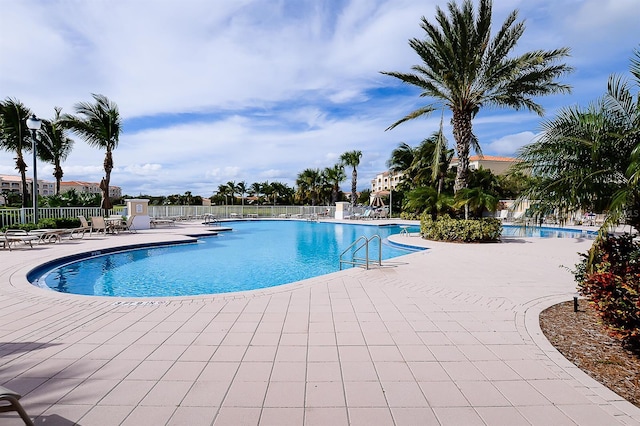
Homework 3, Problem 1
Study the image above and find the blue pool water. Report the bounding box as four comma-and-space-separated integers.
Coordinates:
33, 221, 423, 298
502, 225, 597, 239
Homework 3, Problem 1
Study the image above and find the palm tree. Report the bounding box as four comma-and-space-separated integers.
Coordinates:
62, 94, 121, 210
250, 182, 263, 202
236, 181, 247, 211
225, 181, 237, 205
340, 150, 362, 207
296, 168, 323, 205
39, 107, 74, 195
515, 98, 638, 224
454, 187, 499, 218
599, 47, 640, 232
382, 0, 572, 193
216, 183, 231, 205
0, 98, 33, 207
387, 142, 416, 192
323, 164, 346, 205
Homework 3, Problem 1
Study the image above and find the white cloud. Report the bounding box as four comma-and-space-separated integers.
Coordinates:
484, 132, 539, 156
1, 0, 638, 196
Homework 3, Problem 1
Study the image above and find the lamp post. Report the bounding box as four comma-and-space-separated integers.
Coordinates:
26, 114, 42, 224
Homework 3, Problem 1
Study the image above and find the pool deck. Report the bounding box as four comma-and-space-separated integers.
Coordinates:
1, 219, 639, 425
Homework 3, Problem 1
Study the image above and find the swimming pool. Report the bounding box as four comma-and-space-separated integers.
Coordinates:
31, 221, 423, 298
502, 224, 597, 239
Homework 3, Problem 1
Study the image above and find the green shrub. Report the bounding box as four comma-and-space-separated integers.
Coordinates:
420, 213, 502, 242
0, 217, 81, 233
400, 211, 421, 220
575, 234, 640, 349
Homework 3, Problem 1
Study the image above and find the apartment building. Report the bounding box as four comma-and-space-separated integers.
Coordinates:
0, 174, 55, 197
370, 171, 404, 193
449, 155, 518, 175
60, 181, 122, 199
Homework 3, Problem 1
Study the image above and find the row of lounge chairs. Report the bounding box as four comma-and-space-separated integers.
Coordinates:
349, 208, 389, 220
1, 215, 135, 251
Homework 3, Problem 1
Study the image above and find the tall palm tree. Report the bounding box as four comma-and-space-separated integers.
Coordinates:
382, 0, 572, 193
62, 94, 121, 210
0, 98, 33, 207
340, 150, 362, 207
39, 107, 74, 195
324, 164, 346, 205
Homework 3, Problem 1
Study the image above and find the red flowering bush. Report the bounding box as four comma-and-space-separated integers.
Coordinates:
575, 234, 640, 349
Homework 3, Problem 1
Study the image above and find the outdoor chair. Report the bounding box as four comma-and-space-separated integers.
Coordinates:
2, 230, 41, 251
112, 215, 136, 233
90, 216, 109, 234
77, 215, 94, 236
0, 385, 34, 425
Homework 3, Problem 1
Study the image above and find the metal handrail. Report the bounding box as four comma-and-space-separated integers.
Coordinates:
339, 234, 382, 270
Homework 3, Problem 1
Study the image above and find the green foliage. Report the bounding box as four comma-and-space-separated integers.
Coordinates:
420, 213, 502, 242
400, 211, 420, 220
1, 217, 81, 233
575, 234, 640, 349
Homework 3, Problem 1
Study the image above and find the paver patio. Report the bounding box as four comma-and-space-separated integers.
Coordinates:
1, 220, 639, 425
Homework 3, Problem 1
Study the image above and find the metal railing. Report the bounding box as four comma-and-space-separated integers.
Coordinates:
339, 234, 382, 270
0, 205, 338, 228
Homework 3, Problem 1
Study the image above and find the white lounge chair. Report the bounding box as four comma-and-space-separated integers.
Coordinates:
2, 230, 41, 251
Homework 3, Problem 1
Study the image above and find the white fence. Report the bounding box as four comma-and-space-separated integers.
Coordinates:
0, 205, 347, 228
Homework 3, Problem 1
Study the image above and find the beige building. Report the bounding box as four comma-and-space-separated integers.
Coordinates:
370, 171, 404, 193
449, 155, 518, 175
60, 181, 122, 199
0, 174, 55, 197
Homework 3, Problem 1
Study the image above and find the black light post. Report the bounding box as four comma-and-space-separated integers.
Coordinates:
26, 114, 42, 224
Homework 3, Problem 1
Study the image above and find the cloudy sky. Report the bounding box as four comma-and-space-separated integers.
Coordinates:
1, 0, 638, 197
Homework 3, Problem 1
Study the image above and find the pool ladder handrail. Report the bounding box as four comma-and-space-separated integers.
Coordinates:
339, 235, 382, 270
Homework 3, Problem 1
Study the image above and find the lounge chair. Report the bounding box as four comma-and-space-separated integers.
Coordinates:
2, 230, 41, 251
0, 385, 34, 425
29, 229, 67, 243
78, 215, 93, 236
90, 216, 109, 234
112, 215, 136, 233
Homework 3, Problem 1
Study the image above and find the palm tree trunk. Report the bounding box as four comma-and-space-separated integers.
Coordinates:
101, 150, 114, 211
452, 109, 473, 193
54, 163, 63, 195
351, 169, 357, 207
16, 155, 28, 207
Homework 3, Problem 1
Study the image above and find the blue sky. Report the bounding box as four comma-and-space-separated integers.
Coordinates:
1, 0, 639, 197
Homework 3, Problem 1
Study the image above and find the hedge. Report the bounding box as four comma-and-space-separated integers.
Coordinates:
420, 213, 502, 242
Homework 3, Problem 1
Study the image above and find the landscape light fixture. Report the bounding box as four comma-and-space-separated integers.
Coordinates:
26, 114, 42, 224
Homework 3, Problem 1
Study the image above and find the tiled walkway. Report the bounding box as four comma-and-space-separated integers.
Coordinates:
1, 220, 639, 425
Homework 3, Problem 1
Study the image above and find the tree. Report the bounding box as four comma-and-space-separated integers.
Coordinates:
605, 47, 640, 232
382, 0, 571, 193
296, 168, 323, 205
236, 181, 247, 208
514, 67, 639, 229
323, 164, 346, 205
216, 183, 232, 205
39, 107, 74, 195
340, 150, 362, 207
62, 94, 121, 211
0, 98, 33, 207
225, 181, 236, 205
